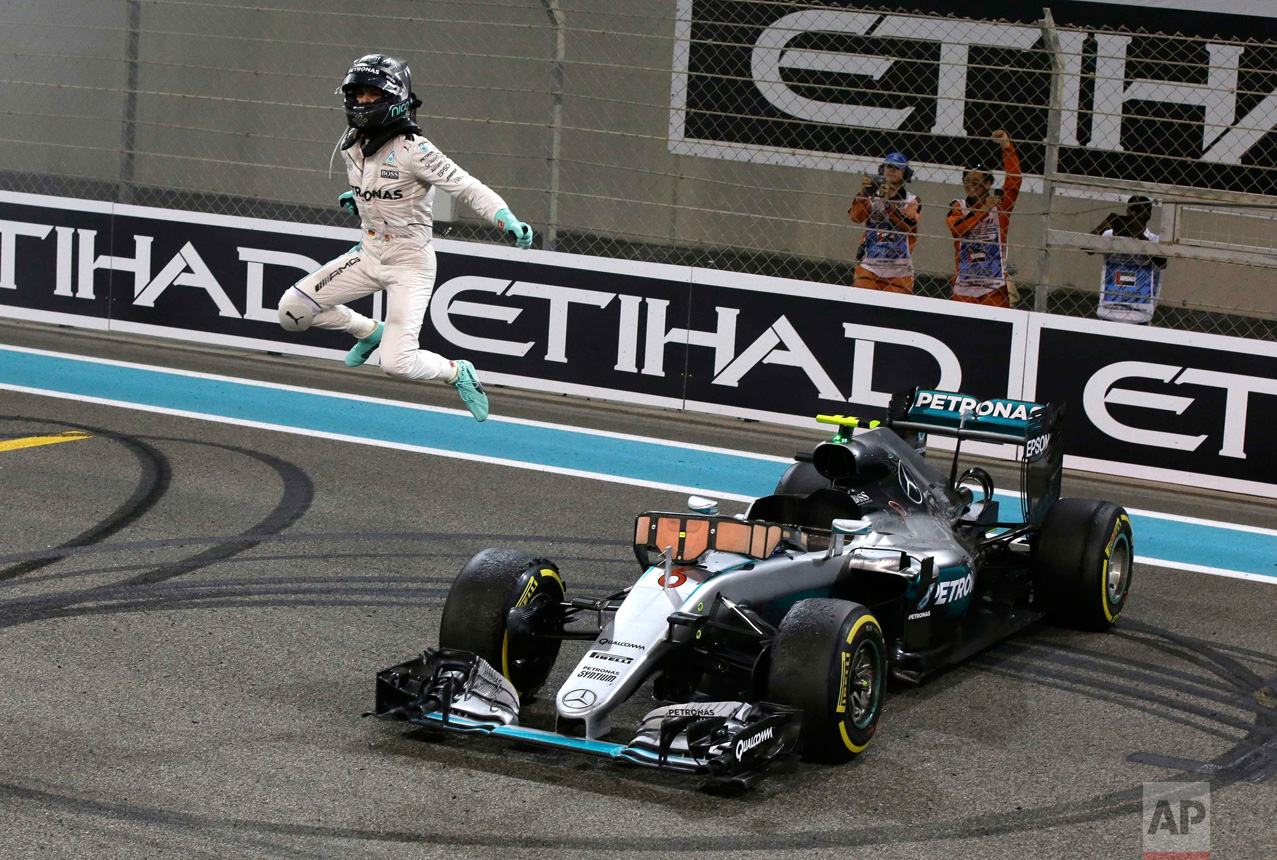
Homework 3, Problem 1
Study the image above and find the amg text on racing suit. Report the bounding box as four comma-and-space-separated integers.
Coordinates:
277, 54, 534, 422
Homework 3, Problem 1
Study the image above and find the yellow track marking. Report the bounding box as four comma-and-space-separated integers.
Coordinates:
0, 431, 92, 453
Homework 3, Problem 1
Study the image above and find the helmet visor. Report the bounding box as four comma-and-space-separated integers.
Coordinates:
338, 65, 404, 97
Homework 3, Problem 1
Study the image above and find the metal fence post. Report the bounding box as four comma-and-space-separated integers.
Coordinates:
1036, 8, 1064, 314
119, 0, 141, 205
541, 1, 565, 252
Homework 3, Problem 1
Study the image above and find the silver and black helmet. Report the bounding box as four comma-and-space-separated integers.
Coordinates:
337, 54, 415, 132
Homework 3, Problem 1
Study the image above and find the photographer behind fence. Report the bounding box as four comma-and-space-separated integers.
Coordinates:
946, 130, 1021, 308
847, 152, 921, 294
1089, 196, 1167, 325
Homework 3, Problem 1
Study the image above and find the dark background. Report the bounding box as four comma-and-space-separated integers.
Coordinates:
1033, 327, 1277, 487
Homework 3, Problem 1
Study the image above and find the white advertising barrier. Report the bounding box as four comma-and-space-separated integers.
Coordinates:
0, 190, 1274, 498
1025, 315, 1277, 498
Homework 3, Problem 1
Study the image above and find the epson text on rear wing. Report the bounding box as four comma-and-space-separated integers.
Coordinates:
886, 389, 1064, 523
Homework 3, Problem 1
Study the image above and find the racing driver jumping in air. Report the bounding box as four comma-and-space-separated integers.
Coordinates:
276, 54, 535, 421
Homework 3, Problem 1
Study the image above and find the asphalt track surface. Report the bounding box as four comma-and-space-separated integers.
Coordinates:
1, 320, 1274, 860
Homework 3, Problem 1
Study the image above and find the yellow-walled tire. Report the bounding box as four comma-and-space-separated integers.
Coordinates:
439, 548, 565, 697
767, 598, 886, 763
1034, 499, 1133, 631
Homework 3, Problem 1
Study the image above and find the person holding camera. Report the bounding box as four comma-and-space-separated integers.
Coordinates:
848, 152, 921, 294
946, 130, 1020, 307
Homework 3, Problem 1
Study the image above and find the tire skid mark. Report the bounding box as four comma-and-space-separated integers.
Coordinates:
0, 428, 313, 626
0, 581, 451, 620
1014, 636, 1245, 693
0, 577, 626, 629
0, 777, 1225, 851
1, 412, 1270, 848
973, 623, 1277, 784
974, 656, 1275, 744
996, 641, 1273, 716
1116, 622, 1264, 691
0, 417, 171, 582
12, 597, 446, 626
118, 436, 315, 587
0, 532, 628, 569
0, 549, 632, 590
3, 603, 1274, 846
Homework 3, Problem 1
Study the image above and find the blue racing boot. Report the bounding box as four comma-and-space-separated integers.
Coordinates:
450, 359, 489, 422
344, 322, 384, 367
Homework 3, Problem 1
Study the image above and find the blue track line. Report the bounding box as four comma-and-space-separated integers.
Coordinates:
2, 347, 1273, 581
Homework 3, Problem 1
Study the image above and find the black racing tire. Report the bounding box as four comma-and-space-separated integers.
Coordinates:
1033, 499, 1134, 631
767, 598, 886, 763
438, 548, 565, 696
774, 460, 831, 496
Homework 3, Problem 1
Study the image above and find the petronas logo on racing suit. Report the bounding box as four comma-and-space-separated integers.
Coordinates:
352, 186, 404, 201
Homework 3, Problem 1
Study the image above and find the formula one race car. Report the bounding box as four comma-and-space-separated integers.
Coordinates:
370, 388, 1134, 787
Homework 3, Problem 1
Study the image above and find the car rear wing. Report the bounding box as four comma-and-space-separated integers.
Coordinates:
886, 389, 1052, 444
886, 389, 1064, 523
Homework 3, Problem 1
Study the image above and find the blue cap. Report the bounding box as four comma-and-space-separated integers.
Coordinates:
883, 152, 908, 167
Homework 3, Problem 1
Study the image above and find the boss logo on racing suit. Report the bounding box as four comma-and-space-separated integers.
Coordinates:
598, 638, 645, 651
587, 650, 633, 665
935, 573, 973, 605
734, 725, 774, 760
1025, 432, 1052, 461
350, 185, 404, 201
380, 169, 399, 179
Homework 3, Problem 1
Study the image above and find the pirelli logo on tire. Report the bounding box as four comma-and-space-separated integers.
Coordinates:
837, 650, 851, 715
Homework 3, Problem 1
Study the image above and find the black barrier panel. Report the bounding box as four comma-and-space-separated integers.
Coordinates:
680, 281, 1018, 420
427, 253, 693, 402
4, 193, 1275, 497
0, 200, 115, 321
103, 211, 369, 350
677, 1, 1277, 195
1033, 326, 1277, 488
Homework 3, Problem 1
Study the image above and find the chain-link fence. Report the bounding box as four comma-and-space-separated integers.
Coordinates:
2, 0, 1275, 338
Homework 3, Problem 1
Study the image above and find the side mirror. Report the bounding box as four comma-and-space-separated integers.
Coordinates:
831, 518, 873, 535
827, 517, 873, 558
687, 495, 719, 516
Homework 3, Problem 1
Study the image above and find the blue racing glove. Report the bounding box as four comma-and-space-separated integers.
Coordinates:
494, 207, 534, 250
338, 191, 359, 219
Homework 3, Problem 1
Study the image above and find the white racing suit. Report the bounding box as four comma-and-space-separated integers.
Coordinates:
280, 134, 509, 380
